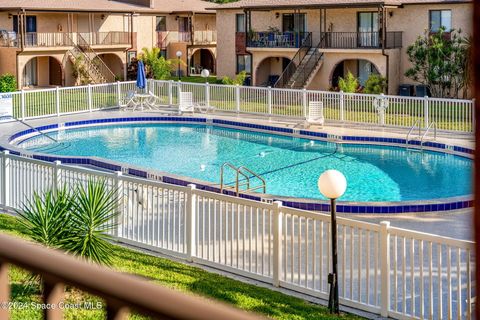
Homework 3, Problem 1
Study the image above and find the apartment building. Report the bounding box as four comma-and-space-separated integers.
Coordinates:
212, 0, 472, 95
0, 0, 216, 88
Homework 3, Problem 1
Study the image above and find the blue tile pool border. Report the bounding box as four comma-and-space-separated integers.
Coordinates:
3, 116, 474, 214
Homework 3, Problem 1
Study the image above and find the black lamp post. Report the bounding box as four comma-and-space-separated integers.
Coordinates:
318, 170, 347, 314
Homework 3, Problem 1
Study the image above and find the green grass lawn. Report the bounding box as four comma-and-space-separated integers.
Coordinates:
0, 214, 361, 320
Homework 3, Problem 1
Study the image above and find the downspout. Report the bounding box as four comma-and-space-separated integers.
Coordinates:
129, 12, 134, 51
380, 5, 390, 94
244, 9, 253, 84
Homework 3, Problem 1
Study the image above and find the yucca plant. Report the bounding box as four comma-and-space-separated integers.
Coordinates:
62, 180, 119, 265
17, 180, 119, 265
16, 188, 73, 248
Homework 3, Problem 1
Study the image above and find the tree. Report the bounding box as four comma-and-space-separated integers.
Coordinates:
405, 28, 471, 98
139, 47, 172, 80
0, 73, 17, 92
338, 71, 358, 93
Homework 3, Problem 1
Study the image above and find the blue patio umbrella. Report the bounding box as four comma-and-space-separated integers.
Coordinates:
136, 60, 147, 91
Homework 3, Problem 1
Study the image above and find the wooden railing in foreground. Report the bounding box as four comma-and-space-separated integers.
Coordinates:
0, 233, 263, 320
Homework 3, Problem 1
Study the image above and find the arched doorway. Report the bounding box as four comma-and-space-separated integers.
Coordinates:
255, 57, 292, 86
22, 56, 63, 88
190, 49, 215, 75
97, 53, 124, 81
331, 59, 380, 89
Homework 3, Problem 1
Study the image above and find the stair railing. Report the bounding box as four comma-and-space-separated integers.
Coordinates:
76, 33, 116, 83
273, 33, 312, 88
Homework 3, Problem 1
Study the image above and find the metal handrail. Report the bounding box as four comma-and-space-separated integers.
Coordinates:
220, 162, 266, 196
238, 166, 266, 194
406, 119, 422, 146
288, 35, 325, 89
14, 117, 58, 143
420, 121, 437, 148
274, 33, 312, 88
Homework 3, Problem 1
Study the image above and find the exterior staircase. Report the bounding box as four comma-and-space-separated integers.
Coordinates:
274, 35, 324, 89
66, 33, 116, 84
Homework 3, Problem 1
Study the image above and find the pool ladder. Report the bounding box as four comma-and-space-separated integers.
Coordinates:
220, 162, 266, 196
406, 120, 437, 150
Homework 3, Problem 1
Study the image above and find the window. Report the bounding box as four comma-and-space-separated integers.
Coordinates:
236, 54, 251, 73
159, 49, 167, 58
156, 16, 166, 32
12, 15, 37, 33
236, 14, 245, 32
429, 10, 451, 32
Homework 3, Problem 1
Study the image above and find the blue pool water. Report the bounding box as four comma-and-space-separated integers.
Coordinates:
22, 123, 472, 202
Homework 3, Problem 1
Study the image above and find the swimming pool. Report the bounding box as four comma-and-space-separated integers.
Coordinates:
19, 122, 472, 202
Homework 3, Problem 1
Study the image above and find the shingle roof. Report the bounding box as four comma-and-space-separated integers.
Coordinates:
209, 0, 471, 10
0, 0, 214, 13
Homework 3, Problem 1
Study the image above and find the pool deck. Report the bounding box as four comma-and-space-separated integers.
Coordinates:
0, 109, 475, 150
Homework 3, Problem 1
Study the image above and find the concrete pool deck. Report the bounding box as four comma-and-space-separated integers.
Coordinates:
0, 109, 474, 236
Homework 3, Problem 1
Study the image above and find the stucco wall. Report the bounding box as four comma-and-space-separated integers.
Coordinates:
0, 48, 18, 85
216, 10, 238, 79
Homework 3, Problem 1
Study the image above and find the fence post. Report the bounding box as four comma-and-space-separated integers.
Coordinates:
55, 86, 60, 116
87, 84, 93, 112
205, 82, 210, 109
424, 96, 429, 128
267, 86, 272, 116
380, 221, 391, 317
472, 98, 476, 134
302, 88, 308, 119
339, 90, 345, 121
53, 160, 62, 192
379, 93, 386, 126
168, 80, 173, 106
177, 81, 182, 107
114, 171, 123, 239
186, 184, 197, 262
21, 89, 25, 120
1, 151, 10, 208
272, 201, 283, 287
235, 84, 241, 114
116, 81, 121, 106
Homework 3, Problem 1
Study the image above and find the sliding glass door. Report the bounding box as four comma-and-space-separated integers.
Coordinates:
357, 12, 378, 47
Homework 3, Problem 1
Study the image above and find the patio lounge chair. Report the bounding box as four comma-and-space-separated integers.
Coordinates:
305, 101, 324, 128
178, 92, 195, 114
119, 91, 138, 109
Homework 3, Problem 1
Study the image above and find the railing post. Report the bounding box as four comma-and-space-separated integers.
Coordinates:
267, 86, 272, 116
1, 151, 10, 208
380, 221, 391, 317
53, 160, 62, 193
379, 93, 386, 126
0, 261, 10, 320
55, 86, 60, 116
87, 84, 93, 112
42, 278, 65, 320
205, 82, 210, 109
21, 89, 25, 120
168, 80, 174, 106
116, 81, 121, 106
186, 184, 197, 262
114, 171, 123, 239
235, 84, 241, 114
339, 90, 345, 121
302, 88, 308, 119
272, 201, 283, 287
424, 95, 429, 129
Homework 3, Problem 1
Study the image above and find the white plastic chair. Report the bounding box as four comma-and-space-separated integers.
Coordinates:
305, 101, 325, 128
119, 91, 137, 109
179, 92, 195, 114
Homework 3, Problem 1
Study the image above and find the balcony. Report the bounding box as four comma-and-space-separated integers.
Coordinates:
0, 31, 132, 49
320, 32, 403, 49
157, 31, 216, 48
192, 30, 217, 45
247, 31, 311, 49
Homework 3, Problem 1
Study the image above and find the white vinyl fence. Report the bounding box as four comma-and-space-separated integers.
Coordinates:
0, 151, 475, 319
5, 80, 475, 133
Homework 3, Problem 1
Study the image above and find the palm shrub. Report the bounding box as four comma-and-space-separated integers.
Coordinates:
17, 188, 74, 248
139, 47, 172, 80
222, 71, 248, 85
338, 71, 359, 93
0, 73, 17, 92
16, 180, 119, 265
364, 74, 387, 94
63, 180, 119, 265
